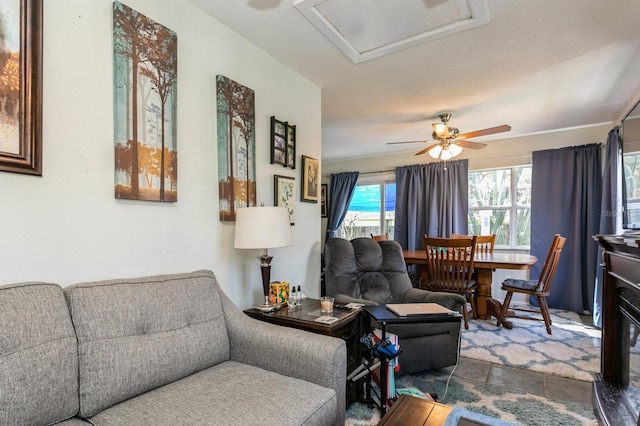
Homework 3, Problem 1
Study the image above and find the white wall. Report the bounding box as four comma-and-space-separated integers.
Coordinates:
0, 0, 321, 309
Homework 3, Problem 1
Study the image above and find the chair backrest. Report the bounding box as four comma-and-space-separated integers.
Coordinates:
324, 237, 412, 304
451, 233, 495, 253
423, 236, 477, 292
371, 233, 389, 241
537, 234, 567, 293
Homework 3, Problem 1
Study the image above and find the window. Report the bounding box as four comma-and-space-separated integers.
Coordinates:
337, 181, 396, 240
468, 166, 531, 248
625, 152, 640, 226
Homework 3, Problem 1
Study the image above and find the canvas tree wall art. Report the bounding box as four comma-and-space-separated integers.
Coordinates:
216, 75, 256, 221
113, 1, 177, 202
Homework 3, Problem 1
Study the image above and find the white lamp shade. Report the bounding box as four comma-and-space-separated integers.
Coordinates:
234, 206, 293, 249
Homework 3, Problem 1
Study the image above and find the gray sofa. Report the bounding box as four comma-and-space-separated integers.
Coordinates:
0, 270, 346, 426
325, 238, 466, 375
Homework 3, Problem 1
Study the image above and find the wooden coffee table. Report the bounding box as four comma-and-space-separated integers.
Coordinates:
243, 298, 362, 406
378, 395, 452, 425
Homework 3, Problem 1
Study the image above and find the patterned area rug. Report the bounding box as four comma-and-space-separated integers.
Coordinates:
461, 308, 601, 382
346, 308, 602, 425
345, 370, 597, 425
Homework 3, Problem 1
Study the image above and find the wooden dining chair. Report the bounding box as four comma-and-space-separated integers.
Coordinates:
496, 234, 566, 335
371, 233, 389, 241
451, 233, 496, 253
450, 233, 495, 318
422, 235, 478, 329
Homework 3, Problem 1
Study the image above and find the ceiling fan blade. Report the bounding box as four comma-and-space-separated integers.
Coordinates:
387, 140, 432, 145
457, 125, 511, 140
457, 140, 487, 150
415, 143, 440, 156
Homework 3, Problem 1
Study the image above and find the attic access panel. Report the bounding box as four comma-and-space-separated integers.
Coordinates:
294, 0, 489, 64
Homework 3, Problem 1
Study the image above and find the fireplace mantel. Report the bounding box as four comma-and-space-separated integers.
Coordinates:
594, 235, 640, 426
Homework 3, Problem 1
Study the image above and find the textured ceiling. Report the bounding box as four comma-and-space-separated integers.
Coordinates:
185, 0, 640, 162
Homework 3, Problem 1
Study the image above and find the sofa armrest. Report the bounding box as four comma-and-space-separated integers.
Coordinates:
220, 292, 346, 426
402, 288, 466, 311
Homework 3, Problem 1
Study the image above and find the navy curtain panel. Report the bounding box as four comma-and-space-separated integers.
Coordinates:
530, 143, 602, 313
395, 159, 469, 251
325, 171, 359, 241
593, 128, 621, 326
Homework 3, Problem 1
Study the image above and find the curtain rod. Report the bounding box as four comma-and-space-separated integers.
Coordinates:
325, 154, 533, 177
325, 169, 394, 178
325, 147, 609, 178
359, 169, 395, 175
469, 154, 532, 163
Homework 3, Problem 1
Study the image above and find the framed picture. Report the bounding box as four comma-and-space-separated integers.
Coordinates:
0, 0, 43, 175
274, 174, 295, 225
270, 116, 287, 166
321, 184, 328, 217
286, 123, 296, 169
301, 155, 319, 203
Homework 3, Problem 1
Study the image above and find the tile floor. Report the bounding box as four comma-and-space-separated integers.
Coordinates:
451, 357, 593, 406
448, 312, 596, 407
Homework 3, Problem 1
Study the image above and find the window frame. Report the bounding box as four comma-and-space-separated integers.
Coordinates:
337, 173, 396, 239
468, 165, 531, 250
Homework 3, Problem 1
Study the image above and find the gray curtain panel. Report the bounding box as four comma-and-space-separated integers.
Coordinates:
394, 159, 469, 251
325, 171, 359, 241
531, 143, 602, 313
593, 127, 621, 326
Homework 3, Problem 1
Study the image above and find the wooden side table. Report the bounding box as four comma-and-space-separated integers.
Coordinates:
244, 298, 363, 406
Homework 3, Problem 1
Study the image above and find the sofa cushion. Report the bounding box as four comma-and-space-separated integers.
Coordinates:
86, 361, 337, 426
0, 282, 79, 426
65, 271, 230, 417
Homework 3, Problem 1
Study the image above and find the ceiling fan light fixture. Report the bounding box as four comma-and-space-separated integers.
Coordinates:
440, 148, 453, 161
432, 123, 450, 138
428, 144, 442, 159
449, 144, 462, 157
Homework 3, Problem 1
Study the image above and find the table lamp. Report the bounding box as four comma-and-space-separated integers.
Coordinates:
234, 206, 293, 298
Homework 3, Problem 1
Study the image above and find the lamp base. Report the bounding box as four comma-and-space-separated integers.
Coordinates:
259, 254, 273, 298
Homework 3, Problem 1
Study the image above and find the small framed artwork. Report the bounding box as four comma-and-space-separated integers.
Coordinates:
321, 184, 328, 217
274, 174, 296, 224
301, 155, 319, 203
270, 116, 287, 166
286, 124, 296, 169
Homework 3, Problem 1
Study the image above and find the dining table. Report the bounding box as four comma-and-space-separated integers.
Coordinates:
402, 250, 537, 327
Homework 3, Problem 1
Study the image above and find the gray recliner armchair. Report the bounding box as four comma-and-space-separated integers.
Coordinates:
324, 237, 466, 375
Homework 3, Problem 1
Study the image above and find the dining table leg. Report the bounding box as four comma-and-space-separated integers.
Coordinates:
475, 267, 513, 328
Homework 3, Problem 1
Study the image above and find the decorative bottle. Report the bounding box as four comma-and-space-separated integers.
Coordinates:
290, 286, 297, 307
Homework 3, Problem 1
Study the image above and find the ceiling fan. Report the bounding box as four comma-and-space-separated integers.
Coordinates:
387, 114, 511, 160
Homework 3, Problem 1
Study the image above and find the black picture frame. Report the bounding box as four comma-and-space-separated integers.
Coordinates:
286, 123, 296, 169
270, 116, 287, 166
301, 155, 319, 203
321, 184, 328, 217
